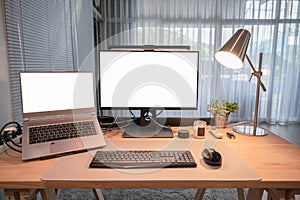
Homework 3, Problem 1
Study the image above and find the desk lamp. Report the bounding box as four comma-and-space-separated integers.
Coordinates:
215, 29, 268, 136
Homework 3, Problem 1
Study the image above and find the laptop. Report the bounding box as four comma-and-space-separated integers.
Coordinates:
20, 72, 106, 160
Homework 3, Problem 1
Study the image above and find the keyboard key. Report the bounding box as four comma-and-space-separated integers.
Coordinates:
29, 121, 97, 144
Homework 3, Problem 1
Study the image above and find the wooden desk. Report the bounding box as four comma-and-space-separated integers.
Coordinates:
0, 127, 299, 199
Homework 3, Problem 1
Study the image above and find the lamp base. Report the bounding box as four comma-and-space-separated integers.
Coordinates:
233, 125, 268, 136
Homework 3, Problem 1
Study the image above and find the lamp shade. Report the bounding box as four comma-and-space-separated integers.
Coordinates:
215, 29, 251, 69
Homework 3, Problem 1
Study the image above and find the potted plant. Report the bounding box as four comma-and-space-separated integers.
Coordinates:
207, 100, 239, 128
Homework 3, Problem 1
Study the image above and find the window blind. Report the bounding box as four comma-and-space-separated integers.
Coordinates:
3, 0, 78, 123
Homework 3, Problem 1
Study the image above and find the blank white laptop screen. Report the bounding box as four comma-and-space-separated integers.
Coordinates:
20, 72, 95, 114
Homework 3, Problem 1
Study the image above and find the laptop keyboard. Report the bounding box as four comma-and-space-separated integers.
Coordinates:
89, 150, 197, 169
29, 121, 97, 144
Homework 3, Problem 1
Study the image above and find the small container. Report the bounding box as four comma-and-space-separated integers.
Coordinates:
178, 129, 189, 138
193, 120, 207, 139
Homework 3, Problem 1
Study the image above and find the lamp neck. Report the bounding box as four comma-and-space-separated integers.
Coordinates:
246, 53, 266, 136
246, 53, 267, 92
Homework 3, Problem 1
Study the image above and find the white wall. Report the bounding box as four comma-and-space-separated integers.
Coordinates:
0, 0, 13, 128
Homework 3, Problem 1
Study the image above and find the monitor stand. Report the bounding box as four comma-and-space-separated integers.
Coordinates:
122, 109, 174, 138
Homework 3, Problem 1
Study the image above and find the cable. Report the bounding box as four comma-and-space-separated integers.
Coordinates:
3, 140, 22, 153
102, 127, 122, 138
10, 139, 22, 148
150, 117, 171, 129
116, 118, 135, 124
129, 110, 136, 119
99, 116, 118, 128
156, 109, 164, 117
0, 121, 22, 153
100, 115, 134, 136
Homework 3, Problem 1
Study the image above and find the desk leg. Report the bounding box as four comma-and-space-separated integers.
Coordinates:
4, 189, 30, 200
285, 189, 300, 200
195, 188, 206, 200
27, 189, 40, 200
39, 189, 58, 200
246, 188, 263, 200
92, 188, 104, 200
266, 188, 300, 200
237, 188, 245, 200
4, 189, 57, 200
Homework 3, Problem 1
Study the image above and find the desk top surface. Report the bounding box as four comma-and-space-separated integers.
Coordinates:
0, 126, 300, 189
41, 140, 261, 188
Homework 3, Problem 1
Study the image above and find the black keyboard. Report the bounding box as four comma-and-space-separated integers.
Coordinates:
29, 121, 97, 144
89, 150, 197, 169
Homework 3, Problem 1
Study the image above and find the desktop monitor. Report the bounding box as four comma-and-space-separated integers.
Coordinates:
99, 50, 199, 137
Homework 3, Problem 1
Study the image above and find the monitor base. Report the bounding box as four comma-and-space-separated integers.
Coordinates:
123, 126, 174, 138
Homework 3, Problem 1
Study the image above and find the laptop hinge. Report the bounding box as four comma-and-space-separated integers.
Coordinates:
24, 112, 97, 122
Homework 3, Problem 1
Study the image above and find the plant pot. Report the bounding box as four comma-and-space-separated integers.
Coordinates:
215, 114, 229, 128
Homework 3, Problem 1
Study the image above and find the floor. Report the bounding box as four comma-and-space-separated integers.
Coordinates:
260, 123, 300, 146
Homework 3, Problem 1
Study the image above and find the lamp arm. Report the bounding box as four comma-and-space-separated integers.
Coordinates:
245, 53, 267, 136
245, 54, 267, 92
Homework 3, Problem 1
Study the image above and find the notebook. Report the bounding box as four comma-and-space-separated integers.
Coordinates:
20, 72, 106, 160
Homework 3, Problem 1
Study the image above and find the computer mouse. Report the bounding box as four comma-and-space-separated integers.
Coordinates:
201, 148, 222, 166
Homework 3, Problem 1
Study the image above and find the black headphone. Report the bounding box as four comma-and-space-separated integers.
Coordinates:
0, 121, 22, 153
0, 121, 22, 138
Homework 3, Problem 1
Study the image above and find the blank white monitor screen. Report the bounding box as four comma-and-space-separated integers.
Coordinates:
99, 51, 199, 109
20, 72, 95, 114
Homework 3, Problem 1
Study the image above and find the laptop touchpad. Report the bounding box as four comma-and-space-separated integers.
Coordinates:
49, 139, 83, 154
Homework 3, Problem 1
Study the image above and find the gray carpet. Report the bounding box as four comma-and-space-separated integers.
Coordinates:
59, 188, 248, 200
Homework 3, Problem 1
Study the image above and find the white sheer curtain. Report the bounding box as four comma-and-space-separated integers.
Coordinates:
101, 0, 300, 125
